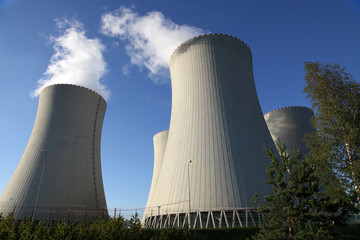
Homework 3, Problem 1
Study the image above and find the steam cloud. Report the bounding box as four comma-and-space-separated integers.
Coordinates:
101, 7, 206, 83
33, 19, 109, 100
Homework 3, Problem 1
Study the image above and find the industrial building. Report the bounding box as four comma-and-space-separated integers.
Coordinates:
142, 34, 277, 229
0, 84, 108, 222
264, 106, 315, 156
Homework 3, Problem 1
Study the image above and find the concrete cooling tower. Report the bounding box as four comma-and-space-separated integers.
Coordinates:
143, 130, 169, 220
264, 106, 315, 156
143, 34, 276, 229
0, 84, 108, 222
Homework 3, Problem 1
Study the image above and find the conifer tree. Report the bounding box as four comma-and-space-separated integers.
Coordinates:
254, 142, 350, 240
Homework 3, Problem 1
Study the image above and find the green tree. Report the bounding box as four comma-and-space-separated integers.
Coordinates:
0, 215, 17, 240
18, 217, 35, 239
254, 142, 349, 240
51, 220, 77, 240
303, 62, 360, 199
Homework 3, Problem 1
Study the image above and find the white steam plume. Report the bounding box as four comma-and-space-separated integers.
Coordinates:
101, 7, 206, 83
33, 19, 109, 100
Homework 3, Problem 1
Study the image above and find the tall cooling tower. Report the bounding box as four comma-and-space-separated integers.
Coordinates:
0, 84, 108, 222
143, 34, 276, 229
264, 106, 315, 156
143, 130, 169, 219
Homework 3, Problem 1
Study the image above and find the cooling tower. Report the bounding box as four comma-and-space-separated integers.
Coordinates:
143, 130, 169, 219
264, 106, 315, 156
0, 84, 108, 222
143, 34, 276, 229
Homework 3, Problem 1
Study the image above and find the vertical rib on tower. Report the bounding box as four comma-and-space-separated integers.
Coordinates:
264, 106, 315, 155
0, 84, 108, 222
143, 34, 276, 228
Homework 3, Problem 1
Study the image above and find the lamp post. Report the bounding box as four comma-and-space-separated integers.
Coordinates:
188, 160, 192, 227
32, 150, 47, 219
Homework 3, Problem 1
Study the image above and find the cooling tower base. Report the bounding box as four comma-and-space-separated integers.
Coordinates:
0, 204, 108, 223
143, 208, 263, 229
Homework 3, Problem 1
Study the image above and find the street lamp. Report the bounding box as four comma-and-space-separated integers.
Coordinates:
188, 160, 192, 227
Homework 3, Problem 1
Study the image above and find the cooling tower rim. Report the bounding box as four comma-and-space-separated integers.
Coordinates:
264, 106, 313, 117
41, 84, 107, 103
170, 33, 250, 60
153, 130, 169, 139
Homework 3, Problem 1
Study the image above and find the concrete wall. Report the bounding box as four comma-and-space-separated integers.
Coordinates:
264, 106, 315, 156
0, 84, 108, 222
143, 34, 276, 222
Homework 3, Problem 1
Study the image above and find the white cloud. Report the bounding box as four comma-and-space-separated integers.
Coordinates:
121, 64, 131, 76
101, 7, 206, 83
33, 19, 110, 100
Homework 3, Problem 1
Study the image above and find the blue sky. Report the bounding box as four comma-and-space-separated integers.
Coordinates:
0, 0, 359, 219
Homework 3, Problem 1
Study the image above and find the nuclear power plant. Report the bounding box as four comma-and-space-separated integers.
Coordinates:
264, 106, 315, 155
142, 34, 277, 229
0, 33, 316, 228
0, 84, 108, 222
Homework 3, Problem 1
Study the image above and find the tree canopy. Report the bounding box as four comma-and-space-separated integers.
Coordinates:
303, 62, 360, 200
